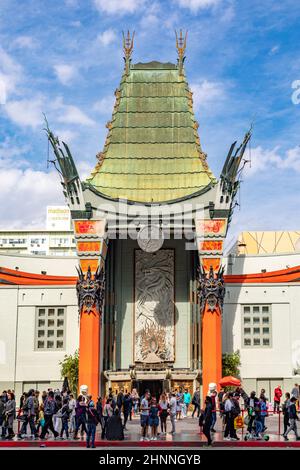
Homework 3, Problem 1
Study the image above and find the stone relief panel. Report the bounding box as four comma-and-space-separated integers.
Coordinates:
134, 249, 175, 363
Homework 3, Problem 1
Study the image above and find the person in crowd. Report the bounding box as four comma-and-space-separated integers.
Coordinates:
140, 390, 150, 441
246, 391, 259, 433
102, 398, 114, 439
158, 393, 169, 434
53, 391, 62, 433
41, 391, 47, 403
131, 388, 140, 416
106, 408, 124, 441
282, 392, 291, 436
183, 388, 191, 418
149, 397, 160, 440
40, 390, 59, 440
60, 397, 71, 439
86, 401, 99, 448
283, 396, 300, 441
36, 403, 45, 436
68, 393, 76, 434
176, 388, 183, 420
224, 392, 236, 440
18, 389, 38, 439
260, 396, 268, 431
33, 391, 40, 427
117, 389, 124, 415
291, 384, 300, 410
0, 394, 6, 438
96, 396, 103, 434
0, 391, 8, 404
192, 387, 201, 418
202, 396, 213, 446
107, 388, 116, 409
169, 391, 177, 435
231, 393, 241, 440
274, 385, 282, 413
3, 392, 16, 439
123, 392, 132, 430
73, 395, 87, 439
210, 390, 217, 433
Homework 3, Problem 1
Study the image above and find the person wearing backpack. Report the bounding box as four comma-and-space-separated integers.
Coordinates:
74, 395, 88, 439
18, 389, 38, 439
86, 401, 99, 448
40, 391, 59, 439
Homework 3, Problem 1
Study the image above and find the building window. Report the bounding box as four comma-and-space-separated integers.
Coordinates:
242, 305, 272, 348
35, 307, 66, 350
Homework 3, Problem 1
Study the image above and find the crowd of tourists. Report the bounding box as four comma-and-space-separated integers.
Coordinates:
0, 383, 299, 447
200, 382, 300, 446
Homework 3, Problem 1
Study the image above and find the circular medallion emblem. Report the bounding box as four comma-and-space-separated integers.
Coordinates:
137, 225, 164, 252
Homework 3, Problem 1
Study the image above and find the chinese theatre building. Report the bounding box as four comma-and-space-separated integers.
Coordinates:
44, 32, 251, 399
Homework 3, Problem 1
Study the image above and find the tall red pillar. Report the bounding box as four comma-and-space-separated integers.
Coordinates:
78, 306, 100, 400
201, 303, 222, 399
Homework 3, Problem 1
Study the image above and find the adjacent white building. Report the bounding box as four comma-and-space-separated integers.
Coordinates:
0, 206, 76, 257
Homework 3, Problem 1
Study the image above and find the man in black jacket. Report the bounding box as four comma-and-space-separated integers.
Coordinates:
283, 397, 300, 441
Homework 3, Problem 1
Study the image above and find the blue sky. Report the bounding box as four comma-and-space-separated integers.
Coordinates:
0, 0, 300, 243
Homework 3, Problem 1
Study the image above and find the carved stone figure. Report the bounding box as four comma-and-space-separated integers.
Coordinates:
198, 264, 225, 314
76, 265, 105, 316
135, 250, 174, 363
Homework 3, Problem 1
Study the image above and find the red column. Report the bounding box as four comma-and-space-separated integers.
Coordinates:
78, 306, 100, 400
202, 304, 222, 400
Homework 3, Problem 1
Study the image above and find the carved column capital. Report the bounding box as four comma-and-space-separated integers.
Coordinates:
197, 264, 225, 314
76, 265, 105, 317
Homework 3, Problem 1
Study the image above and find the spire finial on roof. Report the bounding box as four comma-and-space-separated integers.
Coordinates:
175, 29, 187, 75
122, 30, 135, 75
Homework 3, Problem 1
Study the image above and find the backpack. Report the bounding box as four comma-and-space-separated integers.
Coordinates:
44, 398, 55, 415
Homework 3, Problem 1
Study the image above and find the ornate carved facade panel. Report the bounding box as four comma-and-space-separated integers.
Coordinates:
134, 249, 175, 363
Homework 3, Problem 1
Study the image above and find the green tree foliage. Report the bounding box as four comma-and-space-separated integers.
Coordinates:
222, 350, 241, 378
59, 350, 79, 394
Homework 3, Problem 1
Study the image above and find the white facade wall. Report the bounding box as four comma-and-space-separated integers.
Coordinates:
0, 284, 79, 393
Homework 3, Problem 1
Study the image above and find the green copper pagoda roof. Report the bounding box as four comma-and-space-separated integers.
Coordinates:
86, 60, 217, 203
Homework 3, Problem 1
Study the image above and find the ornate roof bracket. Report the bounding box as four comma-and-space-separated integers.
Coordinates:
122, 30, 135, 76
175, 29, 187, 76
44, 116, 86, 212
220, 126, 252, 198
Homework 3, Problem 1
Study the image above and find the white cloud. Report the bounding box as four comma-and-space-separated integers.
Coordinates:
176, 0, 221, 13
93, 0, 145, 15
0, 138, 30, 167
0, 48, 22, 103
55, 129, 78, 143
54, 64, 77, 85
4, 96, 44, 128
97, 29, 117, 46
93, 96, 115, 114
53, 97, 95, 126
0, 167, 64, 229
244, 145, 300, 177
190, 80, 225, 110
12, 36, 37, 49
